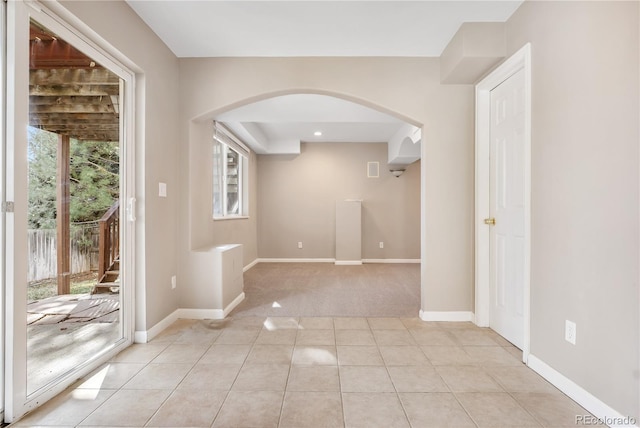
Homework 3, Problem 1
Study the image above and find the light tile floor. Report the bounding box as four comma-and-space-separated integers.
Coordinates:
12, 317, 599, 427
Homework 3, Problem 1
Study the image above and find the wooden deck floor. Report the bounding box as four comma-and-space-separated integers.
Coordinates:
27, 293, 121, 394
27, 293, 120, 325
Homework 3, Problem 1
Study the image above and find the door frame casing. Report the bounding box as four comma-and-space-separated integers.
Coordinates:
4, 1, 136, 421
475, 43, 532, 361
0, 0, 6, 421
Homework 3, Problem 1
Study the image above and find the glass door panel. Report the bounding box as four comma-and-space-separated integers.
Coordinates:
26, 19, 123, 395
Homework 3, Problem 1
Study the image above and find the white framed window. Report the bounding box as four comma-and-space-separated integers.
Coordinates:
213, 122, 249, 219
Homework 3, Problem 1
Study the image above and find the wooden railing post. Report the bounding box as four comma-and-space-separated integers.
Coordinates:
98, 220, 108, 282
97, 199, 120, 282
56, 134, 71, 295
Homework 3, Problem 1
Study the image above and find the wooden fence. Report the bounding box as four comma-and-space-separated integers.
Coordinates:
28, 224, 99, 283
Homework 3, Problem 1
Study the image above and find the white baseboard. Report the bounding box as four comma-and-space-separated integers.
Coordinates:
253, 258, 419, 265
527, 355, 638, 428
419, 310, 475, 322
244, 259, 259, 272
176, 308, 225, 320
222, 292, 245, 317
133, 331, 147, 343
134, 308, 180, 343
134, 293, 245, 343
335, 260, 363, 266
257, 258, 336, 263
254, 258, 419, 265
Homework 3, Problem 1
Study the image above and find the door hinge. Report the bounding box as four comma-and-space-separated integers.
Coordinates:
2, 201, 15, 213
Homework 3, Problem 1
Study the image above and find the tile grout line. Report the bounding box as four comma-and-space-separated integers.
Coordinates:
384, 352, 414, 428
159, 320, 251, 428
74, 338, 170, 427
141, 329, 187, 428
209, 318, 258, 427
200, 325, 240, 428
314, 318, 347, 428
332, 318, 348, 428
422, 326, 485, 428
275, 318, 300, 428
450, 389, 482, 428
17, 315, 589, 428
432, 327, 482, 428
482, 362, 547, 428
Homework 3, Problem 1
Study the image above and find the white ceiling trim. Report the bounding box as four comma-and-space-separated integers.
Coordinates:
219, 94, 416, 157
216, 93, 404, 123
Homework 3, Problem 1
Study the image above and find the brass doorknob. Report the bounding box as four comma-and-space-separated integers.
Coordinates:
484, 218, 496, 225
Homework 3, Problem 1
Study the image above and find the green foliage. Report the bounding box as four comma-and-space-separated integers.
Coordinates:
28, 273, 97, 301
69, 139, 119, 223
28, 128, 58, 229
28, 127, 119, 229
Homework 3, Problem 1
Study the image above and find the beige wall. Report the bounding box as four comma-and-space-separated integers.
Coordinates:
185, 120, 259, 258
52, 5, 471, 323
178, 57, 475, 314
506, 1, 639, 419
257, 143, 420, 260
57, 1, 181, 330
40, 1, 639, 420
178, 118, 259, 310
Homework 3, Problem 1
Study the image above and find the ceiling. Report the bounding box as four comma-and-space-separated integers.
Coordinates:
46, 1, 522, 161
218, 94, 409, 154
124, 0, 522, 161
126, 1, 523, 58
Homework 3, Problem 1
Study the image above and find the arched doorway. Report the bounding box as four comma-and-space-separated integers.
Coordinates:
183, 91, 424, 318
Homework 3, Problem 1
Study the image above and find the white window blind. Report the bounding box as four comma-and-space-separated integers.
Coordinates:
213, 121, 250, 219
213, 121, 250, 158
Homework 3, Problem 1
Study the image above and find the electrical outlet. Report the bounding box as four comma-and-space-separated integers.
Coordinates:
171, 275, 176, 289
379, 242, 384, 249
565, 320, 576, 345
298, 242, 303, 249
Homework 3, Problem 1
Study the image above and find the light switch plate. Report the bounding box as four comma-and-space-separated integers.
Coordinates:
159, 182, 167, 197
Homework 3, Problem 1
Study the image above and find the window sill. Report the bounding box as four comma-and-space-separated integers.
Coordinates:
213, 215, 250, 221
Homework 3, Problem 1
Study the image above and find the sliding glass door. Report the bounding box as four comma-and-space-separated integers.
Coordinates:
0, 0, 6, 420
5, 2, 135, 421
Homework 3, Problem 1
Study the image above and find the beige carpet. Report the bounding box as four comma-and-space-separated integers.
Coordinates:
230, 263, 420, 318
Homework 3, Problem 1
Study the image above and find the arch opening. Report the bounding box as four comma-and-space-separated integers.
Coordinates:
192, 90, 423, 168
184, 89, 424, 319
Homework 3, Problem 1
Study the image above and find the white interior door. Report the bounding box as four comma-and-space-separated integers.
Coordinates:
488, 68, 526, 349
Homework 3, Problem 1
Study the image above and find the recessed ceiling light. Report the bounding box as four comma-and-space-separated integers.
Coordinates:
314, 131, 322, 136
